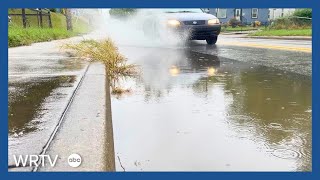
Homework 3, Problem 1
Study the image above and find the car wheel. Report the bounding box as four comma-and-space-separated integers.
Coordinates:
206, 36, 218, 45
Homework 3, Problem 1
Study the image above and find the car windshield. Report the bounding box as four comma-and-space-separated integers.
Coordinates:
161, 9, 204, 13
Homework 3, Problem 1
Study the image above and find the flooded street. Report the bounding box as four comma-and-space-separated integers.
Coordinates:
7, 8, 312, 172
8, 32, 311, 171
112, 45, 311, 171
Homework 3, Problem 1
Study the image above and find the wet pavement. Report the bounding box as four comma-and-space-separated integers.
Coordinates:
189, 36, 311, 76
8, 34, 311, 172
112, 39, 311, 171
8, 39, 88, 170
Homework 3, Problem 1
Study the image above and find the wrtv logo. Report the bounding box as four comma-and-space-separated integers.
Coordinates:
13, 155, 58, 167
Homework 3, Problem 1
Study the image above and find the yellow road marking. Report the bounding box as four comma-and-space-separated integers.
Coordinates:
219, 42, 311, 53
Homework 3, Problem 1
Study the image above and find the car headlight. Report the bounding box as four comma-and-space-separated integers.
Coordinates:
167, 19, 181, 27
208, 19, 220, 25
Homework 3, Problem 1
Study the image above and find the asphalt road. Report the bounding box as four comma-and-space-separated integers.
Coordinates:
190, 35, 311, 76
8, 34, 312, 171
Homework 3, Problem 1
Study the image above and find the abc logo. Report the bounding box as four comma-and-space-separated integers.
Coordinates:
68, 153, 82, 167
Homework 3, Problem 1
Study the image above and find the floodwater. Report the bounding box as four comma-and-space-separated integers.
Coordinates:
111, 46, 311, 171
7, 28, 311, 171
9, 76, 77, 135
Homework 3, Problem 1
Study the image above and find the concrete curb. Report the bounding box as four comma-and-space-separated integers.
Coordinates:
243, 36, 312, 41
221, 30, 259, 35
221, 32, 251, 35
39, 62, 115, 172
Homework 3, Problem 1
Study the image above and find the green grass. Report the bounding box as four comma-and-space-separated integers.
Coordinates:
64, 39, 137, 94
8, 25, 77, 47
8, 9, 91, 47
249, 29, 312, 36
9, 9, 65, 29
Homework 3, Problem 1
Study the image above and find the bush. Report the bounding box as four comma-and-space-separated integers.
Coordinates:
269, 17, 311, 29
222, 23, 228, 29
49, 8, 57, 13
109, 9, 137, 19
228, 18, 241, 28
252, 21, 261, 27
293, 9, 312, 18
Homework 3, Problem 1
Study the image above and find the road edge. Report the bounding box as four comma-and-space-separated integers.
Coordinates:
104, 65, 116, 171
243, 36, 312, 41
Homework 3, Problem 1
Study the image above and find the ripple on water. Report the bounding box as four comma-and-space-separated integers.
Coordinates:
227, 115, 259, 139
227, 115, 255, 124
271, 148, 301, 159
267, 123, 283, 130
288, 102, 299, 106
305, 109, 312, 113
292, 114, 311, 122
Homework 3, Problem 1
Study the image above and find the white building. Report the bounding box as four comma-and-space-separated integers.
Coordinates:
269, 8, 295, 20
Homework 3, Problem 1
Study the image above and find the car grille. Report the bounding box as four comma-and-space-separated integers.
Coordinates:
190, 30, 216, 37
185, 28, 219, 40
183, 20, 206, 25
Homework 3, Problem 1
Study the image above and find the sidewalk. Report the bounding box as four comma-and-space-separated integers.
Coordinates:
8, 33, 115, 172
39, 62, 115, 171
8, 36, 89, 172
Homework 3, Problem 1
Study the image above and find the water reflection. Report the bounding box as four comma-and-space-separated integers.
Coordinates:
8, 76, 76, 135
192, 63, 311, 171
113, 47, 311, 171
132, 49, 220, 102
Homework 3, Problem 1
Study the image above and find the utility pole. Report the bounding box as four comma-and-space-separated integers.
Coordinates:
65, 8, 73, 31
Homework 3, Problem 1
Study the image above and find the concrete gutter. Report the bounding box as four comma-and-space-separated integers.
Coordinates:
39, 62, 115, 172
243, 36, 312, 41
221, 32, 250, 35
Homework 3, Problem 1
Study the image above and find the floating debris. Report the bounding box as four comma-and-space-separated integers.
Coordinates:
272, 149, 301, 159
112, 87, 131, 95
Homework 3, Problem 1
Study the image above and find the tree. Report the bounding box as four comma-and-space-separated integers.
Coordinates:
109, 9, 137, 18
293, 9, 312, 18
64, 8, 73, 31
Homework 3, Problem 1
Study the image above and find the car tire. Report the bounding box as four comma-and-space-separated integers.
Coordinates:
206, 36, 218, 45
